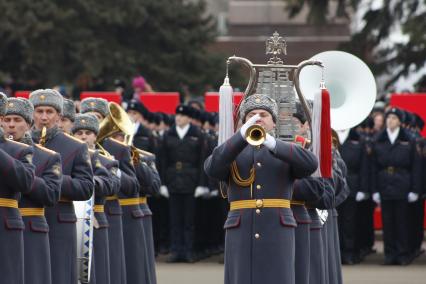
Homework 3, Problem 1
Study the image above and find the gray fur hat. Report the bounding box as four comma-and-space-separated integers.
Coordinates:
0, 92, 7, 116
5, 98, 34, 124
80, 98, 108, 118
72, 114, 99, 135
29, 89, 64, 114
239, 93, 278, 122
62, 99, 76, 122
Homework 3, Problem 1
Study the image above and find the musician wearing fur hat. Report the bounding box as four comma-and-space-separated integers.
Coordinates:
204, 93, 318, 284
0, 93, 35, 284
29, 89, 94, 284
80, 97, 143, 284
2, 97, 63, 284
72, 113, 121, 284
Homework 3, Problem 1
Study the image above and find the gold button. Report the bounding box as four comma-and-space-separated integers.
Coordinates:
256, 209, 261, 214
255, 199, 263, 208
90, 102, 96, 107
40, 95, 45, 100
257, 162, 261, 167
8, 103, 13, 107
256, 185, 262, 190
255, 233, 260, 239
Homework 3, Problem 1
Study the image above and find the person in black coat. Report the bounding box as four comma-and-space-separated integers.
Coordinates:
337, 127, 370, 264
371, 107, 422, 265
160, 104, 208, 262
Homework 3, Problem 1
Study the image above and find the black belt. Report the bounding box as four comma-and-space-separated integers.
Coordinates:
383, 166, 406, 175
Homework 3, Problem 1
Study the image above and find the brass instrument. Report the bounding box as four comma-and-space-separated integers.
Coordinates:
96, 102, 153, 165
8, 135, 13, 140
39, 126, 47, 146
245, 125, 266, 146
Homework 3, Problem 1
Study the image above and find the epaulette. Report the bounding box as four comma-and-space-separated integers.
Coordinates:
8, 139, 30, 148
293, 135, 311, 149
35, 144, 58, 155
63, 132, 85, 144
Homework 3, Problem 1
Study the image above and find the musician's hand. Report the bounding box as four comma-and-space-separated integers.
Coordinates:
263, 133, 276, 151
160, 185, 169, 198
408, 192, 419, 203
372, 192, 380, 204
194, 186, 209, 198
240, 114, 260, 139
355, 191, 367, 202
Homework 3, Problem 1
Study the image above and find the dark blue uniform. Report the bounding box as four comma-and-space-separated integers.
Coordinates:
337, 129, 369, 263
372, 128, 422, 264
0, 132, 35, 284
161, 124, 207, 261
20, 144, 62, 284
32, 128, 94, 284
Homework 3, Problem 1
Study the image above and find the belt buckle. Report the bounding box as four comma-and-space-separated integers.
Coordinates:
255, 199, 264, 208
387, 166, 395, 174
176, 161, 183, 170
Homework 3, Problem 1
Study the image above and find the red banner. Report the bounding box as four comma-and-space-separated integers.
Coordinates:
139, 92, 180, 114
390, 93, 426, 137
204, 92, 244, 112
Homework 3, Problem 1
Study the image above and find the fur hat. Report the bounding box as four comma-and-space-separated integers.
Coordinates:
5, 98, 34, 124
72, 114, 99, 135
80, 98, 109, 118
239, 94, 278, 122
62, 99, 76, 122
0, 92, 7, 116
29, 89, 64, 114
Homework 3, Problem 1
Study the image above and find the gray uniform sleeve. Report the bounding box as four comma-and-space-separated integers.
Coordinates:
61, 143, 94, 201
27, 152, 62, 206
272, 140, 318, 179
204, 132, 248, 182
0, 147, 35, 194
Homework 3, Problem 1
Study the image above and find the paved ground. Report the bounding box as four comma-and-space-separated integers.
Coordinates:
156, 241, 426, 284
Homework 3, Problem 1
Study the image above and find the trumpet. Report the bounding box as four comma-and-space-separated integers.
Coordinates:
245, 125, 266, 146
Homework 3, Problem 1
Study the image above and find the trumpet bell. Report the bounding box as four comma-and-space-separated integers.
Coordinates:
97, 102, 134, 143
299, 51, 376, 130
245, 125, 266, 146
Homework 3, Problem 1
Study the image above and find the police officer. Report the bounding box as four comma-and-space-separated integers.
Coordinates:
126, 100, 156, 152
59, 98, 76, 134
204, 94, 318, 284
3, 97, 63, 284
72, 113, 121, 284
29, 89, 94, 284
337, 126, 369, 264
161, 104, 208, 263
80, 97, 140, 283
371, 107, 422, 265
0, 93, 35, 284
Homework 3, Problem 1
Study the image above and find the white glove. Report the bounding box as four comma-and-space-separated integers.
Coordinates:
263, 133, 276, 151
116, 169, 122, 179
194, 186, 209, 198
240, 114, 260, 139
160, 185, 169, 198
210, 189, 219, 198
408, 192, 419, 203
355, 192, 367, 202
372, 192, 381, 204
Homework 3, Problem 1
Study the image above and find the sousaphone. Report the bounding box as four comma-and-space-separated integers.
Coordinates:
298, 50, 377, 130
